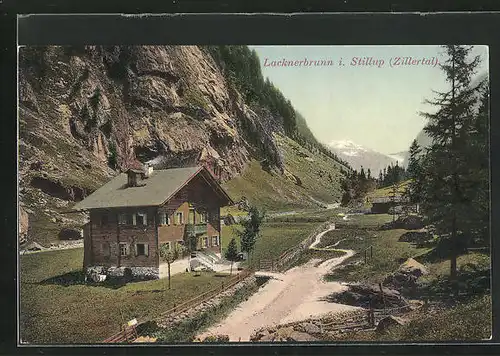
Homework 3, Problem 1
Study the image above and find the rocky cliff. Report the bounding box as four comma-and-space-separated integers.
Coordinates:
18, 45, 287, 245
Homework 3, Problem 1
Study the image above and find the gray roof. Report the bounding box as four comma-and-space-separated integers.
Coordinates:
371, 196, 408, 204
71, 166, 230, 211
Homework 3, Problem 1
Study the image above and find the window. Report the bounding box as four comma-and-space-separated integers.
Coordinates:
204, 237, 209, 248
119, 243, 129, 257
200, 212, 207, 223
101, 242, 111, 257
211, 236, 218, 246
136, 243, 149, 256
136, 212, 147, 226
127, 214, 134, 225
159, 212, 167, 225
188, 209, 195, 224
175, 212, 184, 225
118, 214, 127, 225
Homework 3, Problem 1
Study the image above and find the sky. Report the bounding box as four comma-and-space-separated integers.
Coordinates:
249, 45, 488, 154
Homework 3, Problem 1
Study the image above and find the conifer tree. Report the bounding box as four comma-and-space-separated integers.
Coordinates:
419, 45, 482, 294
406, 139, 423, 205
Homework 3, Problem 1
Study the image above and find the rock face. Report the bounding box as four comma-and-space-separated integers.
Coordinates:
18, 45, 288, 244
19, 46, 285, 183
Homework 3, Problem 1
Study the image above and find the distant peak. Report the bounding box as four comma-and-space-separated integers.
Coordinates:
328, 140, 367, 151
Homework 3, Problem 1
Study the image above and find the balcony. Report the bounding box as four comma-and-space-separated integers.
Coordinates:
186, 223, 207, 236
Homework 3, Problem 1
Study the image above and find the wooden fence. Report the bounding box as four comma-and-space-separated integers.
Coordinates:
314, 304, 419, 334
102, 268, 254, 343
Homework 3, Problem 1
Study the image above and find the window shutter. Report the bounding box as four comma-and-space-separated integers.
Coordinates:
134, 243, 138, 256
132, 214, 137, 225
145, 244, 149, 256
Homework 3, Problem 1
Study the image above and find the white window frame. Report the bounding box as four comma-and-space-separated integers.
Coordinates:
188, 208, 195, 224
204, 236, 209, 248
211, 236, 218, 246
118, 213, 127, 225
136, 212, 147, 226
176, 212, 184, 225
200, 212, 207, 223
136, 243, 149, 256
159, 212, 168, 225
119, 243, 129, 257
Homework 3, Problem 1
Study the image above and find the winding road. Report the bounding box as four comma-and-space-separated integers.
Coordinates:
197, 222, 357, 341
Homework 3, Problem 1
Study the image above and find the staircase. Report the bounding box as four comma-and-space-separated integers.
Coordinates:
190, 250, 233, 272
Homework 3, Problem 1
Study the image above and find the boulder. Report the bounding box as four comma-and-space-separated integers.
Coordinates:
399, 258, 428, 277
25, 241, 44, 251
398, 231, 431, 244
288, 331, 319, 342
396, 215, 424, 230
19, 207, 29, 245
302, 322, 321, 335
58, 227, 82, 240
376, 315, 406, 333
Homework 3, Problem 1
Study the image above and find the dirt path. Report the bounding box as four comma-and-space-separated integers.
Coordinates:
197, 223, 357, 341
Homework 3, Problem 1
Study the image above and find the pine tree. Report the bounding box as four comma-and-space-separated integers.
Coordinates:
419, 45, 482, 295
406, 139, 423, 205
239, 206, 265, 261
225, 238, 239, 275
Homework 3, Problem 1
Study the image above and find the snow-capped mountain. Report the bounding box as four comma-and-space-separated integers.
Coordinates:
327, 140, 403, 174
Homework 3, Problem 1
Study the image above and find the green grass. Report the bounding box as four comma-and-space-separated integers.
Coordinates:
368, 180, 410, 199
248, 222, 320, 266
223, 135, 343, 211
332, 295, 491, 341
323, 226, 430, 284
20, 248, 232, 344
142, 279, 263, 343
221, 224, 242, 253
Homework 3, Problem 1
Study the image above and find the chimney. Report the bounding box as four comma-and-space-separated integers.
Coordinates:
127, 170, 138, 187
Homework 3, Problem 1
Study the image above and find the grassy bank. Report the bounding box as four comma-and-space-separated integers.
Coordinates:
20, 248, 231, 344
320, 213, 491, 341
223, 135, 343, 211
142, 277, 266, 343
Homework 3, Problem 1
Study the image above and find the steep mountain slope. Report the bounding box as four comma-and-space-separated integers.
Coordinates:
224, 135, 345, 211
18, 45, 345, 245
327, 140, 400, 174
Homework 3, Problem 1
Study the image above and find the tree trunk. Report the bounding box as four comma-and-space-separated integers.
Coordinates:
230, 261, 233, 276
450, 215, 458, 296
168, 262, 171, 289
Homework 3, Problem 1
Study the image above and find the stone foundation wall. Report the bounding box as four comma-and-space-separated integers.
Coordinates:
85, 265, 159, 281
